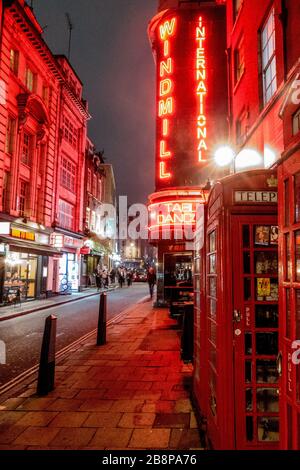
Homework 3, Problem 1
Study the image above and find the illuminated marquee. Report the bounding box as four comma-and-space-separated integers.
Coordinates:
158, 17, 176, 180
149, 196, 208, 231
196, 16, 208, 162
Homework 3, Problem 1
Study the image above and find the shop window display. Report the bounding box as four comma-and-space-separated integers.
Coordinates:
3, 252, 37, 303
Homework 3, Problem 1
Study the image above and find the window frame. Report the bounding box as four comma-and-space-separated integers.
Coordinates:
25, 67, 37, 93
234, 35, 245, 85
260, 7, 277, 106
5, 116, 16, 155
60, 156, 76, 193
19, 180, 29, 217
292, 108, 300, 136
58, 199, 75, 231
233, 0, 243, 22
10, 49, 19, 76
21, 132, 34, 166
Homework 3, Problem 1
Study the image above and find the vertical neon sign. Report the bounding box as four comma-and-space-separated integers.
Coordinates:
158, 18, 176, 180
196, 16, 208, 162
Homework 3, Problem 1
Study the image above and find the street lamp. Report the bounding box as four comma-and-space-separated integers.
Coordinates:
214, 145, 264, 173
214, 145, 235, 167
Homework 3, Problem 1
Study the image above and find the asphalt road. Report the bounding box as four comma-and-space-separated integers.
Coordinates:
0, 283, 149, 387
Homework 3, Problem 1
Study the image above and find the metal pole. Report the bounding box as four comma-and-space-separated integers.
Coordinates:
97, 292, 107, 346
37, 315, 57, 396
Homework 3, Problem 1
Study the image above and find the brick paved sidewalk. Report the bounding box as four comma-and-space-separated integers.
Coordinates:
0, 300, 203, 450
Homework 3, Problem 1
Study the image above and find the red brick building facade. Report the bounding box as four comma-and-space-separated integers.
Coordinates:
0, 0, 116, 301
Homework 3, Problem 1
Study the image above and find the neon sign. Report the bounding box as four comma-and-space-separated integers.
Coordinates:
149, 200, 198, 229
196, 16, 208, 162
149, 194, 208, 231
158, 17, 176, 180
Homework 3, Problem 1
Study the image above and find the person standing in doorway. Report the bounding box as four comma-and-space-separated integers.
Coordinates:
147, 267, 156, 299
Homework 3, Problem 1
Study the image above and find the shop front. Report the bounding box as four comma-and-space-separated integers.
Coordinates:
80, 239, 106, 288
148, 188, 208, 306
0, 222, 60, 305
51, 233, 83, 293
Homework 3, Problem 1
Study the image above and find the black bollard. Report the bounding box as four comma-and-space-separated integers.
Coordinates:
37, 315, 57, 396
97, 292, 107, 346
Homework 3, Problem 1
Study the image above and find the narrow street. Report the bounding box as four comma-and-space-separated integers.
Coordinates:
0, 284, 148, 387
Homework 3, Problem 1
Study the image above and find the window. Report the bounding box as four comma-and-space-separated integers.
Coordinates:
97, 178, 102, 200
295, 172, 300, 223
61, 157, 76, 192
42, 85, 50, 107
234, 0, 242, 20
2, 172, 9, 212
87, 169, 92, 193
58, 199, 74, 230
234, 37, 245, 84
85, 207, 91, 230
19, 181, 29, 217
5, 116, 16, 154
21, 133, 33, 166
90, 211, 96, 231
10, 49, 19, 75
25, 68, 36, 92
293, 108, 300, 136
261, 9, 277, 106
93, 175, 97, 196
236, 109, 248, 145
62, 115, 78, 149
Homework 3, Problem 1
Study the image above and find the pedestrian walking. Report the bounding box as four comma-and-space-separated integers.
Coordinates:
102, 269, 109, 289
127, 270, 133, 287
118, 268, 125, 288
147, 267, 156, 299
110, 268, 116, 284
95, 268, 102, 292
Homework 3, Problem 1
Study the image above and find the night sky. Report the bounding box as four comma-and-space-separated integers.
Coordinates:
33, 0, 157, 205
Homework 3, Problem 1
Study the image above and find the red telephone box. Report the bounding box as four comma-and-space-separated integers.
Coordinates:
277, 154, 300, 450
193, 169, 279, 449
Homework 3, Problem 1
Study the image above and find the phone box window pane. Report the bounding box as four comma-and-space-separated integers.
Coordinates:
245, 332, 252, 355
255, 305, 278, 328
295, 231, 300, 282
246, 389, 253, 411
256, 332, 278, 355
286, 289, 291, 339
209, 254, 216, 274
243, 225, 250, 248
209, 231, 216, 252
244, 252, 251, 274
285, 233, 292, 281
254, 225, 270, 246
246, 416, 254, 442
245, 360, 252, 383
296, 290, 300, 339
256, 360, 278, 383
244, 278, 252, 301
256, 278, 278, 301
294, 172, 300, 223
284, 180, 290, 226
255, 252, 278, 275
257, 417, 279, 442
257, 388, 279, 412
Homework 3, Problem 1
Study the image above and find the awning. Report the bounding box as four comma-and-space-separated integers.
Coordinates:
0, 236, 62, 257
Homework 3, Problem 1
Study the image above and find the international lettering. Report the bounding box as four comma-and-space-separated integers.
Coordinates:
196, 16, 207, 162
